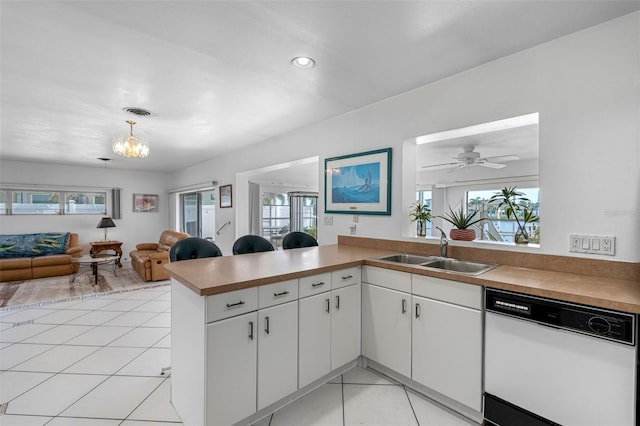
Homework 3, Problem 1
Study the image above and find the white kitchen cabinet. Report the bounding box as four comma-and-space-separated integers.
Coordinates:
206, 311, 258, 426
298, 291, 332, 388
299, 268, 362, 388
257, 300, 298, 410
362, 283, 411, 377
362, 270, 483, 412
411, 274, 483, 412
412, 295, 483, 411
331, 283, 361, 368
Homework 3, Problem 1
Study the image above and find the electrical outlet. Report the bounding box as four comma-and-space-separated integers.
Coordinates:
601, 237, 615, 255
323, 216, 333, 226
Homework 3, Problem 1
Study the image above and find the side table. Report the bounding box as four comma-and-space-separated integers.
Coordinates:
90, 240, 123, 267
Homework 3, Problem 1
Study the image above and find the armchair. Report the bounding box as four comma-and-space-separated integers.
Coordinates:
129, 230, 189, 281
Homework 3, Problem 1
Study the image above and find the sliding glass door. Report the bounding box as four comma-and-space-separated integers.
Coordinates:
180, 190, 216, 239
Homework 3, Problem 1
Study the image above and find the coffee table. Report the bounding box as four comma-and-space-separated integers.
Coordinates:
71, 254, 120, 285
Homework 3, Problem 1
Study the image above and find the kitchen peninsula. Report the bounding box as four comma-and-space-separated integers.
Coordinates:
165, 237, 640, 426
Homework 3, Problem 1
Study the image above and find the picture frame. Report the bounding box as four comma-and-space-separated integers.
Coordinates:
132, 193, 159, 213
219, 184, 232, 208
324, 148, 392, 215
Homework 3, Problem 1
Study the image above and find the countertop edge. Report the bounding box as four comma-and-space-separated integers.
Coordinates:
166, 246, 640, 314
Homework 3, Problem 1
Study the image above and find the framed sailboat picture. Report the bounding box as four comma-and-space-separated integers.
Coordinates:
324, 148, 391, 215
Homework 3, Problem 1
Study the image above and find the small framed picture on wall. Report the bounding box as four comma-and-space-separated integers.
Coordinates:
219, 184, 232, 208
133, 194, 159, 212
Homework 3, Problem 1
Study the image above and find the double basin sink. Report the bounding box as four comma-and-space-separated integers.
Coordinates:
376, 254, 497, 276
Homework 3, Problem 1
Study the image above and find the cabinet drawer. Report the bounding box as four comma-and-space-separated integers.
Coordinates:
412, 275, 481, 310
206, 287, 258, 323
258, 279, 299, 309
362, 266, 411, 293
332, 266, 361, 289
299, 272, 332, 298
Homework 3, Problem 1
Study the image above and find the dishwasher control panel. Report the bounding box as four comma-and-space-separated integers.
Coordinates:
486, 289, 635, 345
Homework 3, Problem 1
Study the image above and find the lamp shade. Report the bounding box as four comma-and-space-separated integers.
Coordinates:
97, 217, 116, 229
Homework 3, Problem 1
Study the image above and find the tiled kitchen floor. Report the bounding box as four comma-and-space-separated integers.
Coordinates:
0, 284, 476, 426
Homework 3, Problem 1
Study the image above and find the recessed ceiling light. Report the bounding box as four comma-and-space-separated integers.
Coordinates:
291, 56, 316, 69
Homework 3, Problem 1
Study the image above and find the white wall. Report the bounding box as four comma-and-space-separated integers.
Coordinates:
171, 12, 640, 262
0, 160, 172, 259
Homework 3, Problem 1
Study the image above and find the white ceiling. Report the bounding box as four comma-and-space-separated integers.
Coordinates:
1, 1, 638, 173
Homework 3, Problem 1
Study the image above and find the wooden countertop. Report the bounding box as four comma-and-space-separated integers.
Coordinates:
165, 244, 640, 314
163, 245, 396, 296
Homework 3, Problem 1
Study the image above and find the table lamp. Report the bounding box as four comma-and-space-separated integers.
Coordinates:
97, 217, 116, 241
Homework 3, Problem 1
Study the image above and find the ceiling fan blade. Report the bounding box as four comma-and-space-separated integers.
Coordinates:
485, 154, 519, 162
421, 162, 461, 170
479, 161, 506, 169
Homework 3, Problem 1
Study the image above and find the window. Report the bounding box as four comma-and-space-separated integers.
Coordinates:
0, 191, 6, 215
180, 190, 216, 239
289, 192, 318, 238
65, 192, 106, 214
12, 191, 60, 214
262, 192, 290, 239
3, 189, 107, 215
416, 190, 432, 236
467, 187, 540, 243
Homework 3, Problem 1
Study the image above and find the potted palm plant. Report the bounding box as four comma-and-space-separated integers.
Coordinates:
489, 186, 539, 244
438, 206, 486, 241
409, 201, 431, 237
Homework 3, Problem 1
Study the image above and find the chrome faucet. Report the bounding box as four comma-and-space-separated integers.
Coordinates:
435, 226, 448, 258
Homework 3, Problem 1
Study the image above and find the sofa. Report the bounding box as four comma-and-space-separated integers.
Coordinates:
130, 230, 189, 281
0, 232, 82, 282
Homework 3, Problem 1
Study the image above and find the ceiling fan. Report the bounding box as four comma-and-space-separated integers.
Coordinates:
421, 145, 519, 170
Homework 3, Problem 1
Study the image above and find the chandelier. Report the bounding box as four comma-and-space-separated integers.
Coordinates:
112, 120, 149, 158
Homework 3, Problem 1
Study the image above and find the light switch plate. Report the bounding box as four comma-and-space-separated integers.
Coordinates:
569, 234, 615, 256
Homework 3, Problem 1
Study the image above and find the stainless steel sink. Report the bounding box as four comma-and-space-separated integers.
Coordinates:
421, 258, 497, 275
376, 254, 439, 265
376, 253, 497, 275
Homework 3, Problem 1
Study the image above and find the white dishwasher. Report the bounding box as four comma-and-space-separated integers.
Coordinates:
484, 288, 637, 426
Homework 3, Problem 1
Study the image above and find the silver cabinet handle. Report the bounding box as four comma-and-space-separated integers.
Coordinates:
265, 316, 270, 334
273, 291, 290, 297
402, 299, 407, 314
249, 321, 254, 340
312, 281, 326, 288
226, 301, 245, 308
335, 295, 340, 310
326, 298, 331, 313
341, 274, 353, 280
415, 303, 421, 319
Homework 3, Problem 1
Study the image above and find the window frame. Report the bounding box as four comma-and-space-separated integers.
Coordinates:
1, 188, 108, 216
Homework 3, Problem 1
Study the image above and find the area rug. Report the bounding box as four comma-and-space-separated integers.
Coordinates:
0, 263, 169, 309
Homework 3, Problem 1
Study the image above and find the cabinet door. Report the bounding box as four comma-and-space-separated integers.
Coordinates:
412, 296, 482, 411
331, 283, 361, 368
206, 311, 257, 425
362, 283, 411, 377
298, 292, 331, 388
257, 301, 298, 410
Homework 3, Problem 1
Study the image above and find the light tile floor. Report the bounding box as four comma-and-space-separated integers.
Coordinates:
0, 284, 477, 426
